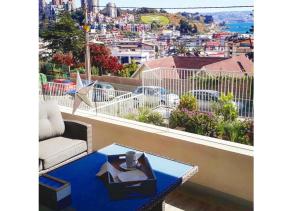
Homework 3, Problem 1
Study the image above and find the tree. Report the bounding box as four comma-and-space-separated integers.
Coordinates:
192, 46, 204, 57
247, 11, 254, 34
192, 24, 198, 34
89, 44, 123, 75
177, 19, 197, 34
71, 9, 84, 25
192, 47, 200, 57
159, 9, 167, 13
176, 44, 188, 56
136, 7, 158, 14
40, 12, 85, 62
151, 21, 161, 31
52, 52, 74, 73
118, 59, 138, 77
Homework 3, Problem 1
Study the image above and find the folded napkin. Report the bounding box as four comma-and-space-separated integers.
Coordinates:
96, 162, 122, 182
96, 153, 147, 183
117, 170, 148, 182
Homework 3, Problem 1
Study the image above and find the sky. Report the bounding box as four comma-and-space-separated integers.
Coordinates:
46, 0, 254, 13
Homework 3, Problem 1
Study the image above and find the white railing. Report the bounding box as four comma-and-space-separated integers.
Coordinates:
39, 82, 132, 112
92, 94, 144, 117
40, 68, 254, 119
142, 68, 254, 118
92, 87, 131, 103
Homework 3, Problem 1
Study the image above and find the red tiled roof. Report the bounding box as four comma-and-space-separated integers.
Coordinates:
144, 56, 226, 70
202, 54, 253, 76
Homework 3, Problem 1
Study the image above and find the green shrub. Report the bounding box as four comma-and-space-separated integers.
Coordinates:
212, 92, 238, 121
118, 60, 138, 77
185, 112, 218, 137
178, 94, 197, 111
39, 61, 47, 74
45, 62, 54, 72
91, 66, 99, 75
118, 68, 130, 77
125, 108, 164, 126
71, 67, 85, 74
61, 64, 69, 72
169, 109, 189, 128
124, 113, 136, 121
216, 119, 252, 145
146, 111, 164, 126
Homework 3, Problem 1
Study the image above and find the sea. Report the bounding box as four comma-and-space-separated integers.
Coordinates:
224, 22, 253, 34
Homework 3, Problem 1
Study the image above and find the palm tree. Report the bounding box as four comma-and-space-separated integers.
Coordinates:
176, 44, 188, 56
192, 46, 205, 57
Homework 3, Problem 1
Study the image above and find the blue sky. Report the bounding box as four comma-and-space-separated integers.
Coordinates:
47, 0, 254, 12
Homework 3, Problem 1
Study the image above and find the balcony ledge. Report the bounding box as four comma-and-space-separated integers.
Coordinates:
59, 106, 253, 156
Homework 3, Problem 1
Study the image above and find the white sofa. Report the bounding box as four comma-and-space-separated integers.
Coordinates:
39, 100, 92, 174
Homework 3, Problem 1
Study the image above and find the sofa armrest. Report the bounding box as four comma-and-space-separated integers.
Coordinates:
62, 120, 92, 153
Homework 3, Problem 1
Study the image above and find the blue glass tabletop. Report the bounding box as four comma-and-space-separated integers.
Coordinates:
46, 144, 197, 211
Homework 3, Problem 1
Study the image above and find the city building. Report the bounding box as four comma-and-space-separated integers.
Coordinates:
111, 48, 152, 65
108, 40, 156, 64
107, 2, 117, 18
102, 2, 118, 18
41, 0, 75, 20
39, 0, 46, 20
225, 38, 254, 58
120, 23, 151, 32
81, 0, 100, 13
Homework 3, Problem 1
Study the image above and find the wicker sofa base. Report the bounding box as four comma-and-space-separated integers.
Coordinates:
39, 152, 88, 175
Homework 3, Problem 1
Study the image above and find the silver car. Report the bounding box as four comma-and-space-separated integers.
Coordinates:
188, 90, 243, 112
133, 86, 180, 107
92, 82, 115, 102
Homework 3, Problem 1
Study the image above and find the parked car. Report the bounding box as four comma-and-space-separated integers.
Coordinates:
42, 79, 75, 96
92, 82, 115, 102
133, 86, 180, 107
81, 80, 116, 102
188, 90, 243, 112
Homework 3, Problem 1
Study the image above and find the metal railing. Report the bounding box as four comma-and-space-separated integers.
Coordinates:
40, 67, 254, 119
40, 82, 131, 112
142, 68, 254, 118
91, 94, 144, 117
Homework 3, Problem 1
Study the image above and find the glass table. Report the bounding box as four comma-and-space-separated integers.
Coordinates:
40, 143, 198, 211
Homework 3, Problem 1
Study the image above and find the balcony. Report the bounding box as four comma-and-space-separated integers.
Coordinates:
39, 66, 253, 209
59, 106, 253, 210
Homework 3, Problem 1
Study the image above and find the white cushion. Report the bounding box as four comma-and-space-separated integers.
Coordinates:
39, 137, 87, 169
39, 100, 65, 140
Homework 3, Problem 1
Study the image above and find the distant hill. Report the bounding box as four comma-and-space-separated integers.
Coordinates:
165, 13, 184, 25
137, 12, 209, 33
194, 11, 253, 23
168, 13, 209, 34
140, 14, 170, 25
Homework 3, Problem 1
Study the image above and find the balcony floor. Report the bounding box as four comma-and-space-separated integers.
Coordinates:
165, 188, 253, 211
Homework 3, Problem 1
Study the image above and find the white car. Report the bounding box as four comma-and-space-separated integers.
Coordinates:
133, 86, 180, 107
188, 90, 243, 112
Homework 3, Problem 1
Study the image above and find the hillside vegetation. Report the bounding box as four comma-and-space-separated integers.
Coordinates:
140, 14, 170, 25
139, 12, 209, 34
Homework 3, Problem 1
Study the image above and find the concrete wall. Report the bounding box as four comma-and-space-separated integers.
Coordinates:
70, 73, 141, 92
61, 109, 253, 203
